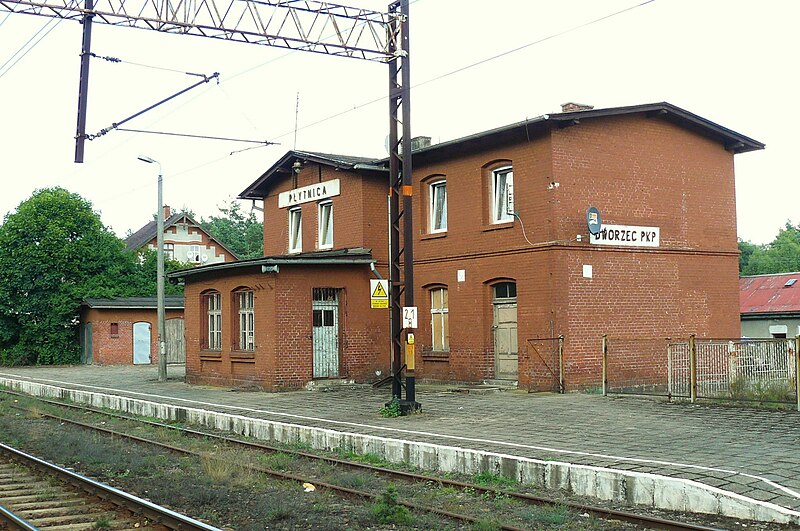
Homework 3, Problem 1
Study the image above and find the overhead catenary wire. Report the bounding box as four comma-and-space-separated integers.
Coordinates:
86, 0, 657, 206
0, 4, 76, 80
117, 128, 278, 145
263, 0, 657, 143
152, 0, 660, 183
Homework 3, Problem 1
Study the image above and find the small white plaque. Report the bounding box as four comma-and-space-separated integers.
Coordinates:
583, 264, 593, 278
402, 306, 418, 329
457, 269, 466, 282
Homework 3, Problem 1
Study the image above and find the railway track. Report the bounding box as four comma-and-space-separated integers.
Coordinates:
1, 389, 725, 531
0, 440, 219, 530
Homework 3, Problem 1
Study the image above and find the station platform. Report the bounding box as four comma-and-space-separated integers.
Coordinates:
1, 365, 799, 525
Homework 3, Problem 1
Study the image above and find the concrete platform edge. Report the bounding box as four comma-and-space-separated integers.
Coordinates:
2, 376, 798, 525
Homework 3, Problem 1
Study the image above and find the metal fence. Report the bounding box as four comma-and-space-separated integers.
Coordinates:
524, 336, 564, 393
603, 335, 800, 408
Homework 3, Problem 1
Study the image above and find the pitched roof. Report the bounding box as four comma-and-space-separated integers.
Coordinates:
740, 273, 800, 316
239, 150, 385, 200
124, 211, 239, 260
239, 102, 764, 200
82, 296, 185, 309
167, 247, 374, 281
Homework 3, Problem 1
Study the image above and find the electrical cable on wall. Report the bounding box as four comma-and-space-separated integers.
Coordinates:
512, 212, 535, 246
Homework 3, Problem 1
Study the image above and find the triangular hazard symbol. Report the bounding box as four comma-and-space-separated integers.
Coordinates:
372, 282, 388, 298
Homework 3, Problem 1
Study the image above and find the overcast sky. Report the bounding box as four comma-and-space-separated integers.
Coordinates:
0, 0, 796, 244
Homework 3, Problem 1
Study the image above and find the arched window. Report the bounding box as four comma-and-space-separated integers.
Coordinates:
492, 282, 517, 301
429, 179, 447, 233
201, 290, 222, 350
430, 287, 449, 351
233, 288, 255, 351
490, 166, 514, 223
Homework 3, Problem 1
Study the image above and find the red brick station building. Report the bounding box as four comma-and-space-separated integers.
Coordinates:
169, 102, 763, 391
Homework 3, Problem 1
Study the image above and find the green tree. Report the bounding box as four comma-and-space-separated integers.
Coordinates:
201, 199, 263, 259
740, 222, 800, 275
738, 239, 761, 274
0, 188, 178, 366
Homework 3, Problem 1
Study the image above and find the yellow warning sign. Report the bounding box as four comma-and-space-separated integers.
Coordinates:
370, 279, 389, 309
372, 282, 388, 298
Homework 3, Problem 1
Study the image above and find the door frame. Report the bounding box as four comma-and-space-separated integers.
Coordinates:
312, 288, 340, 378
492, 282, 518, 380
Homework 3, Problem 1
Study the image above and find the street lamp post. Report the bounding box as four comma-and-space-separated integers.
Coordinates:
137, 155, 167, 382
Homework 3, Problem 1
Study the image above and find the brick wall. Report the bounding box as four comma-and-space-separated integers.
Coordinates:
231, 110, 743, 391
406, 114, 740, 389
262, 163, 387, 262
80, 307, 183, 365
183, 264, 389, 390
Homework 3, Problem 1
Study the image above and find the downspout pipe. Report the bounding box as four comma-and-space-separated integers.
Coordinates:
369, 261, 383, 280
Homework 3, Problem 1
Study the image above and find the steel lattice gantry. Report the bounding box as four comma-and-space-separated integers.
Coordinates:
1, 0, 418, 409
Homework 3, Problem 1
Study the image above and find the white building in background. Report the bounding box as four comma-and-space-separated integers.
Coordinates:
125, 206, 237, 266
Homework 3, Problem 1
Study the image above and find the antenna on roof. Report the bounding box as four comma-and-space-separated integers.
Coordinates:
293, 92, 300, 151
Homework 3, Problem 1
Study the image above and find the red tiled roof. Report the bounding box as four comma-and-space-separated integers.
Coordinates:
740, 273, 800, 315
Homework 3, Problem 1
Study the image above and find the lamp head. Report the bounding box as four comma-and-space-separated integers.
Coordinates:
137, 155, 158, 164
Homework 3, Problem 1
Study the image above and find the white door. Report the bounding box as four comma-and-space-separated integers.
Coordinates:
493, 282, 518, 380
312, 288, 339, 378
133, 322, 151, 365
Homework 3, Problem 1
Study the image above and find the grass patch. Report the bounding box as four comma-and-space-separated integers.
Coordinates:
371, 485, 413, 525
92, 516, 113, 529
258, 451, 295, 470
727, 378, 795, 404
522, 504, 571, 526
472, 471, 516, 489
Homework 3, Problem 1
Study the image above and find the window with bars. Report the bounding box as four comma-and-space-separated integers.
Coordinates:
429, 180, 447, 233
491, 166, 514, 223
318, 201, 333, 249
430, 287, 449, 351
202, 291, 222, 350
236, 290, 255, 351
289, 207, 302, 253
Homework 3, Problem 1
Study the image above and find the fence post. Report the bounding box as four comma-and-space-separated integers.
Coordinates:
795, 335, 800, 413
602, 334, 608, 397
689, 334, 697, 403
558, 335, 565, 394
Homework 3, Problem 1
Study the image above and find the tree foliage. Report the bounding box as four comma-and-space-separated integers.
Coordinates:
740, 222, 800, 275
201, 199, 263, 259
0, 188, 181, 366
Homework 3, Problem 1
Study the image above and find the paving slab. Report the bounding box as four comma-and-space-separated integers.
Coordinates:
1, 365, 799, 524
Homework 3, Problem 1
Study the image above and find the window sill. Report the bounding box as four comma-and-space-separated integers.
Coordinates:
200, 350, 222, 359
482, 221, 514, 233
421, 232, 447, 241
231, 351, 255, 360
422, 350, 450, 361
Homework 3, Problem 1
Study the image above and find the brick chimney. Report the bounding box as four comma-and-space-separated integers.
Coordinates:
410, 136, 432, 151
163, 205, 172, 219
560, 102, 594, 113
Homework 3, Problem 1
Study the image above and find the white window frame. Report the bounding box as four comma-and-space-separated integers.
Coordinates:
430, 287, 449, 352
288, 207, 302, 254
491, 166, 514, 224
429, 180, 447, 233
237, 290, 255, 351
206, 292, 222, 350
163, 243, 174, 260
188, 244, 201, 263
318, 200, 333, 249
